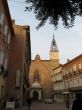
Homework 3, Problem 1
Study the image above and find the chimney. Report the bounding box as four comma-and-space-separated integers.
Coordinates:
67, 59, 70, 62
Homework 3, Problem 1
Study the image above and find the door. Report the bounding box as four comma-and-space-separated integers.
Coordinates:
33, 91, 39, 100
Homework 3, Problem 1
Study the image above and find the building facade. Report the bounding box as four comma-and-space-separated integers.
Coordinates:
62, 54, 82, 103
52, 54, 82, 104
51, 65, 64, 103
0, 0, 14, 107
7, 21, 31, 106
0, 0, 31, 107
29, 36, 60, 100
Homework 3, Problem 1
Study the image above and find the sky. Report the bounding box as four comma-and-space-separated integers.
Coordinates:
8, 0, 82, 64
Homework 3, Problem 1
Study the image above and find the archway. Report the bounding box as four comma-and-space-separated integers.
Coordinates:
33, 91, 39, 100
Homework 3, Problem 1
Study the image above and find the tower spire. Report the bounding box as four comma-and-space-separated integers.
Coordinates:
49, 35, 59, 60
53, 34, 54, 40
50, 35, 59, 52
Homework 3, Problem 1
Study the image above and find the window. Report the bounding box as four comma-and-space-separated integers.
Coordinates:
0, 11, 2, 22
0, 12, 4, 26
4, 25, 8, 36
4, 57, 8, 69
70, 68, 72, 73
79, 64, 81, 70
0, 11, 4, 33
1, 85, 4, 98
73, 65, 76, 71
7, 32, 11, 44
63, 70, 65, 76
66, 70, 68, 74
79, 77, 82, 86
0, 50, 4, 65
16, 70, 20, 87
34, 70, 40, 82
70, 79, 74, 87
74, 78, 78, 87
0, 23, 1, 33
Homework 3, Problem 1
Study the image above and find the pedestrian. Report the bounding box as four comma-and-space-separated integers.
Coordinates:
27, 97, 32, 110
72, 93, 82, 110
65, 94, 70, 109
66, 99, 70, 109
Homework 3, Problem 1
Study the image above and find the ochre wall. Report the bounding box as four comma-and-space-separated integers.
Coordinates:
29, 56, 59, 99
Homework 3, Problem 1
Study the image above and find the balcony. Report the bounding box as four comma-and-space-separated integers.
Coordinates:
69, 72, 73, 77
64, 74, 69, 79
63, 75, 66, 79
73, 70, 77, 75
78, 69, 82, 74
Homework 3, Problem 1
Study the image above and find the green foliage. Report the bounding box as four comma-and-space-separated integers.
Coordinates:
25, 0, 82, 29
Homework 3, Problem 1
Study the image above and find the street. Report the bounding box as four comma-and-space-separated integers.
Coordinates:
21, 102, 71, 110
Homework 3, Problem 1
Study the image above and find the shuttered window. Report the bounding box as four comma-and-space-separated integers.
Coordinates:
0, 50, 4, 65
16, 70, 20, 87
0, 12, 4, 26
7, 32, 11, 44
4, 57, 8, 69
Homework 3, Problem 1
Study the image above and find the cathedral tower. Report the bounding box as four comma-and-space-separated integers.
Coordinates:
50, 35, 59, 60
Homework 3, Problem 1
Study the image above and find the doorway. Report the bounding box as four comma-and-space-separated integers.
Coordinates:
33, 91, 39, 100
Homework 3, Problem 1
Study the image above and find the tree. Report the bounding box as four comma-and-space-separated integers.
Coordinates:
25, 0, 82, 29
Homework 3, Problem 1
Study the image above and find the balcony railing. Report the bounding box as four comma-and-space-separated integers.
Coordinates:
73, 70, 77, 75
78, 69, 82, 73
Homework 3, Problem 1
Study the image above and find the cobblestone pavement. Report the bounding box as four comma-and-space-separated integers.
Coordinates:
19, 102, 71, 110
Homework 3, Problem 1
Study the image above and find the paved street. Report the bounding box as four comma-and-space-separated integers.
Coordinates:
20, 102, 71, 110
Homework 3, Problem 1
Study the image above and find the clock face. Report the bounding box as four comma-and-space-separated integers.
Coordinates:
50, 52, 59, 59
54, 53, 58, 58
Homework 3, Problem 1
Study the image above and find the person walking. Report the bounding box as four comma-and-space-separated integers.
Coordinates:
66, 99, 70, 109
27, 97, 32, 110
72, 93, 82, 110
65, 94, 70, 109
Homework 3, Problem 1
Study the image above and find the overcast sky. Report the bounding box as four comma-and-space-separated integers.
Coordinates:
8, 0, 82, 64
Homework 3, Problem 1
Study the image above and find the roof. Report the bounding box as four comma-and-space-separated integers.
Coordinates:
53, 64, 62, 70
63, 54, 82, 67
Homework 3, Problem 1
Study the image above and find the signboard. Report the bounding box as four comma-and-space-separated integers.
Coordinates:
6, 101, 15, 109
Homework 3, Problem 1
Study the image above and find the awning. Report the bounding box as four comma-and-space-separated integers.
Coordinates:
63, 91, 70, 94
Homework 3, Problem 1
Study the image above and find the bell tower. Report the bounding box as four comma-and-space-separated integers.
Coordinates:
50, 35, 59, 60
